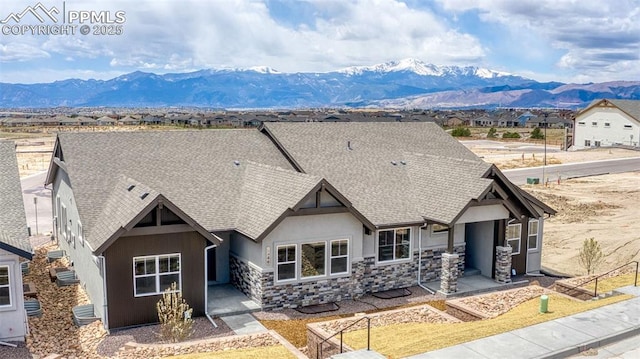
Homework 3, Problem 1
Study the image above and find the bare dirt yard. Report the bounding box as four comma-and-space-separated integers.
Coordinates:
523, 173, 640, 276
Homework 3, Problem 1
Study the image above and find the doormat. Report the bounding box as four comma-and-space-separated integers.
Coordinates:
295, 302, 340, 314
372, 288, 412, 299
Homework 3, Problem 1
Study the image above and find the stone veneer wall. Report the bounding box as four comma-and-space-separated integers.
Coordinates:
230, 244, 466, 309
494, 246, 512, 284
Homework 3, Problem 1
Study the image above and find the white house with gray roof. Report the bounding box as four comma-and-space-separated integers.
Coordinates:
45, 123, 554, 329
0, 141, 32, 342
573, 99, 640, 149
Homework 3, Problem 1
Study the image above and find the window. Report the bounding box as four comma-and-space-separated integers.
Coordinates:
506, 223, 521, 255
591, 122, 597, 127
60, 204, 68, 241
594, 141, 601, 147
604, 123, 610, 128
330, 239, 349, 274
0, 266, 10, 307
133, 254, 181, 297
584, 140, 591, 147
578, 121, 585, 126
56, 196, 61, 235
624, 124, 633, 129
528, 219, 539, 251
431, 224, 449, 234
378, 228, 411, 262
301, 242, 326, 278
276, 245, 296, 281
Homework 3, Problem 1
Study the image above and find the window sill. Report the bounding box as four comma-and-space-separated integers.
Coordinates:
375, 257, 412, 266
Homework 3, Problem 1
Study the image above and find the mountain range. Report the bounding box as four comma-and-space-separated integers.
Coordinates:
1, 59, 638, 109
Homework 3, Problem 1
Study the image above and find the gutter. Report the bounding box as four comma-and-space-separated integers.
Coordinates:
417, 223, 435, 295
98, 255, 109, 331
204, 243, 218, 328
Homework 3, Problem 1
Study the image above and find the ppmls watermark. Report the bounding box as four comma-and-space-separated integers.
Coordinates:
1, 2, 125, 36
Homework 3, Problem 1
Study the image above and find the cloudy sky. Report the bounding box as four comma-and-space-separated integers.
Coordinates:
1, 0, 639, 84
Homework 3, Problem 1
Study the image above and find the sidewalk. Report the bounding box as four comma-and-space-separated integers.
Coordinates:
407, 285, 640, 359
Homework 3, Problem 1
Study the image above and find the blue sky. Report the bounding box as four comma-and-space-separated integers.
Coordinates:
1, 0, 638, 84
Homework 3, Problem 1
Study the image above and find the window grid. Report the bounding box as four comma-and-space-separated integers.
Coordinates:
276, 245, 296, 281
0, 266, 10, 307
330, 239, 349, 275
133, 254, 181, 297
506, 223, 521, 255
378, 228, 411, 262
528, 219, 539, 251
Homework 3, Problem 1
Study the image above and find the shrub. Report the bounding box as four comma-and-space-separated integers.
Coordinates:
530, 127, 545, 139
156, 282, 194, 343
487, 127, 497, 138
502, 131, 521, 139
579, 238, 605, 275
451, 127, 471, 137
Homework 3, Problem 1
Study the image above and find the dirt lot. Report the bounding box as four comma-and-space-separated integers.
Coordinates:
523, 173, 640, 276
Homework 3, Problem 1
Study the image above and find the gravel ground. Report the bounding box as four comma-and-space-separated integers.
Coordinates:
254, 285, 444, 321
0, 341, 32, 359
97, 317, 233, 357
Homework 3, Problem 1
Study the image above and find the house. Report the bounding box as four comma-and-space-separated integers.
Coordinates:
45, 123, 554, 330
0, 141, 32, 342
573, 99, 640, 149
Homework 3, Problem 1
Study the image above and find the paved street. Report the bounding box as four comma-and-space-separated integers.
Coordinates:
503, 157, 640, 185
21, 171, 52, 236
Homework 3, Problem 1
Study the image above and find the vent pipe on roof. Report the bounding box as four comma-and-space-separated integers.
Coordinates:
234, 160, 240, 166
347, 141, 352, 150
391, 160, 397, 165
400, 160, 406, 165
140, 192, 149, 200
127, 185, 135, 191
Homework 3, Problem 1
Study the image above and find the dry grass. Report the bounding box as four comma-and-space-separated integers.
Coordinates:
259, 299, 447, 348
166, 345, 296, 359
342, 294, 632, 359
583, 272, 639, 292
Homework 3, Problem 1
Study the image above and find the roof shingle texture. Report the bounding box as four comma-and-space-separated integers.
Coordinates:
0, 140, 31, 256
55, 130, 311, 250
263, 122, 493, 225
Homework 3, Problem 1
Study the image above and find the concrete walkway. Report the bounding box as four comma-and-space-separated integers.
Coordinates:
407, 285, 640, 359
220, 313, 268, 335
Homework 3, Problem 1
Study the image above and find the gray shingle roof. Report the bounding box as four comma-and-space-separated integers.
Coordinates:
0, 141, 32, 259
262, 122, 492, 225
609, 99, 640, 121
50, 130, 302, 251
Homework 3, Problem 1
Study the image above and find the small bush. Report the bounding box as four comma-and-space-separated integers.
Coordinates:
579, 238, 605, 275
530, 127, 545, 139
451, 127, 471, 137
156, 282, 194, 343
502, 131, 521, 139
487, 127, 497, 138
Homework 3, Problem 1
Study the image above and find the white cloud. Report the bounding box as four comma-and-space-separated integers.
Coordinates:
0, 42, 50, 62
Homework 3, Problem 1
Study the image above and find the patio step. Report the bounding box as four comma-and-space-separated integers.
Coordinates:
463, 268, 481, 277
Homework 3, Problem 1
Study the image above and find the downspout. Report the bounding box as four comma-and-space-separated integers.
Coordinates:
204, 243, 218, 328
417, 223, 435, 294
98, 255, 109, 330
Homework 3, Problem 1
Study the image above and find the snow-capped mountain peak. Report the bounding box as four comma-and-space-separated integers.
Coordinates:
338, 58, 512, 78
247, 66, 280, 74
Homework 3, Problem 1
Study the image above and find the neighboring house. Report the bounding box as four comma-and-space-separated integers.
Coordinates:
0, 141, 33, 342
45, 123, 554, 330
573, 99, 640, 149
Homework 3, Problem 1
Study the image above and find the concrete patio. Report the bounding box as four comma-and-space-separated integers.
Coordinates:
422, 272, 528, 298
207, 283, 261, 317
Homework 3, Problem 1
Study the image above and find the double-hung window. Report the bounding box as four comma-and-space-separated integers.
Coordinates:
276, 245, 296, 281
506, 222, 521, 255
133, 254, 181, 297
0, 266, 10, 307
528, 219, 539, 251
330, 239, 349, 274
378, 228, 411, 262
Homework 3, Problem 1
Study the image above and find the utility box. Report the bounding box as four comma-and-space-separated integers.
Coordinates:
540, 294, 549, 313
527, 177, 540, 185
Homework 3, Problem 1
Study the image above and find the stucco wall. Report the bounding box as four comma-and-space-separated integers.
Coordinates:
0, 251, 27, 341
52, 167, 105, 322
574, 107, 640, 149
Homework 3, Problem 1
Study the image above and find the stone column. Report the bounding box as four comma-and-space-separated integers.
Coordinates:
440, 252, 459, 294
494, 246, 512, 284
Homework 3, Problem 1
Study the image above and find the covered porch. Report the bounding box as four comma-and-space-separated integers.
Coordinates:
206, 283, 260, 317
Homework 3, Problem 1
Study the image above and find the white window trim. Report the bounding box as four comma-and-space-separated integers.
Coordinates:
274, 238, 352, 284
300, 241, 327, 280
0, 265, 11, 308
330, 239, 349, 275
275, 244, 297, 283
61, 204, 68, 241
133, 253, 181, 297
527, 219, 539, 251
506, 222, 521, 255
78, 222, 84, 247
376, 227, 412, 264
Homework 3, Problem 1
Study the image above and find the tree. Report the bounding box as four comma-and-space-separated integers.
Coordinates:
156, 282, 194, 343
502, 131, 521, 139
451, 127, 471, 137
578, 237, 605, 275
487, 127, 497, 138
530, 127, 545, 139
